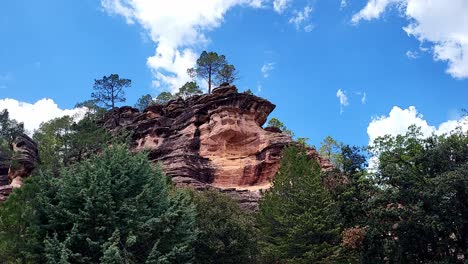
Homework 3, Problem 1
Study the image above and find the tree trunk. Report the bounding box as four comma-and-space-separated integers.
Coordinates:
111, 87, 115, 109
208, 65, 212, 94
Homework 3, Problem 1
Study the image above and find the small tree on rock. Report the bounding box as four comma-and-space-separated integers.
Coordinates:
176, 82, 202, 100
154, 92, 174, 105
135, 94, 154, 111
215, 64, 238, 85
188, 51, 236, 94
91, 74, 131, 109
267, 117, 294, 137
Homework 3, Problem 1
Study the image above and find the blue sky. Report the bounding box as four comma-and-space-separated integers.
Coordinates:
1, 0, 467, 148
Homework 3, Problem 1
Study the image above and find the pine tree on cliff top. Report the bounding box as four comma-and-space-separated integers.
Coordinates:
258, 146, 341, 264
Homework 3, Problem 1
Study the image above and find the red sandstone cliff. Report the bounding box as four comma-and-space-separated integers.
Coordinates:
0, 134, 38, 201
0, 84, 332, 209
101, 84, 332, 209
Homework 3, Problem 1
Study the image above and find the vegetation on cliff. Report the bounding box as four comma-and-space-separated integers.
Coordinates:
0, 66, 467, 263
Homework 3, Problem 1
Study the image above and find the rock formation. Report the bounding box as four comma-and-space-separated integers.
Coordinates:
0, 134, 38, 201
102, 84, 332, 209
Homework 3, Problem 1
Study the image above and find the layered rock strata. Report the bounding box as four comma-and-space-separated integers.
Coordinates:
102, 84, 332, 209
0, 134, 38, 201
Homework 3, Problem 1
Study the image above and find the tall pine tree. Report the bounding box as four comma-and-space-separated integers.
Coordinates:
258, 146, 341, 264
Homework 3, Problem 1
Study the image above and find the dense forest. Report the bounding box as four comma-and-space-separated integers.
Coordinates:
0, 52, 467, 263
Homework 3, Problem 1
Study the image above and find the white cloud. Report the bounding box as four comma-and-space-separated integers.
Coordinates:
304, 24, 315, 32
289, 5, 314, 32
352, 0, 468, 79
273, 0, 291, 13
406, 50, 419, 59
351, 0, 400, 23
0, 98, 87, 135
367, 106, 468, 145
101, 0, 264, 92
361, 92, 367, 104
336, 89, 349, 114
261, 62, 275, 78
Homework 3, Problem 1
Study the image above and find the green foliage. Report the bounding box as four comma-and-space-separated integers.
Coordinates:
361, 126, 468, 263
319, 136, 343, 168
0, 176, 45, 263
192, 190, 258, 264
175, 81, 202, 100
331, 146, 373, 228
33, 113, 111, 174
33, 116, 74, 174
187, 51, 236, 94
0, 109, 24, 141
0, 145, 197, 263
258, 146, 341, 264
0, 109, 24, 155
134, 94, 154, 111
267, 117, 294, 137
296, 137, 310, 147
244, 89, 253, 95
74, 100, 107, 121
91, 74, 131, 109
215, 64, 238, 85
154, 91, 174, 105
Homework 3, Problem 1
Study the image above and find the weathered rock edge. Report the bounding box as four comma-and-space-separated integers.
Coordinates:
101, 84, 332, 210
0, 134, 38, 201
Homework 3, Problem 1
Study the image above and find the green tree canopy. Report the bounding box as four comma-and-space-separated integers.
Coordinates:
33, 113, 111, 174
318, 136, 343, 168
33, 115, 74, 174
258, 146, 341, 263
361, 126, 468, 263
91, 74, 131, 109
0, 145, 197, 263
154, 91, 174, 105
267, 117, 294, 137
188, 51, 237, 94
175, 81, 202, 100
0, 109, 24, 145
192, 190, 258, 264
215, 64, 238, 85
134, 94, 154, 111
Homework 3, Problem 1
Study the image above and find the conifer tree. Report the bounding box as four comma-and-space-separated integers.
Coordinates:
192, 190, 259, 264
258, 146, 341, 264
0, 145, 197, 263
91, 74, 131, 109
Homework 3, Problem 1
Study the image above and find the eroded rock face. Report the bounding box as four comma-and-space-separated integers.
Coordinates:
102, 84, 332, 209
0, 134, 38, 200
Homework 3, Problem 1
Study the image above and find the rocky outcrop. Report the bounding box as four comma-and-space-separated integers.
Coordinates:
0, 134, 38, 201
102, 84, 332, 209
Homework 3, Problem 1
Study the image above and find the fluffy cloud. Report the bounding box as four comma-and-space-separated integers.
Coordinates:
273, 0, 291, 13
336, 89, 349, 114
289, 5, 314, 32
352, 0, 468, 79
0, 98, 87, 134
261, 62, 275, 78
406, 50, 419, 59
101, 0, 264, 92
367, 106, 468, 145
